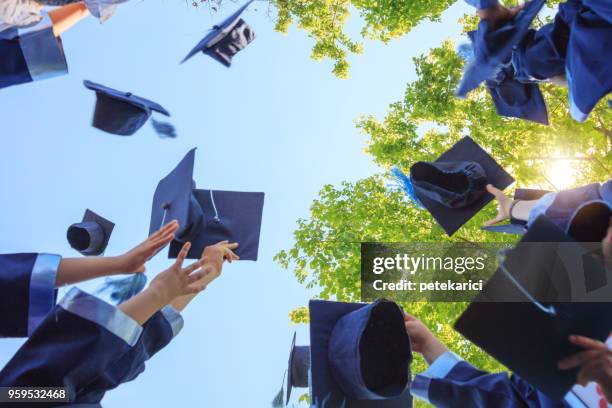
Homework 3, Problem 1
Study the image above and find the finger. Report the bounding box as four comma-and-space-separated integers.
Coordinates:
150, 219, 179, 240
486, 184, 505, 199
403, 313, 415, 321
215, 240, 230, 246
569, 335, 608, 351
558, 350, 603, 370
484, 215, 505, 226
150, 233, 175, 250
224, 242, 239, 250
186, 269, 208, 284
174, 242, 192, 268
224, 248, 240, 262
182, 259, 204, 276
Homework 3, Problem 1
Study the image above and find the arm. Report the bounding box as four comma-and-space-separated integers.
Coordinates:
118, 242, 207, 325
170, 241, 239, 312
55, 220, 179, 287
48, 2, 89, 37
484, 184, 539, 226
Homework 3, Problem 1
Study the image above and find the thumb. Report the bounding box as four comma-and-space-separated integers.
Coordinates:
484, 214, 506, 226
486, 184, 506, 201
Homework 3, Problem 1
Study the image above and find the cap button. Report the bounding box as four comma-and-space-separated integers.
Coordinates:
126, 92, 132, 97
213, 216, 221, 223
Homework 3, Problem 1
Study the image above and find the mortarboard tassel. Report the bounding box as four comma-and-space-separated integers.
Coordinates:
271, 371, 286, 407
456, 42, 474, 63
98, 273, 147, 304
390, 167, 424, 209
151, 118, 177, 139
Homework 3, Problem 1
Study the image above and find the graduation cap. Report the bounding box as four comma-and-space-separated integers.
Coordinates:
181, 0, 256, 67
456, 0, 546, 98
454, 216, 612, 402
309, 299, 413, 408
84, 80, 172, 136
149, 148, 264, 260
394, 136, 514, 236
486, 69, 549, 125
67, 209, 114, 256
286, 332, 310, 405
482, 188, 552, 235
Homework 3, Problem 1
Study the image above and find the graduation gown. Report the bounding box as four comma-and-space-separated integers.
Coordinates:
74, 305, 183, 406
526, 180, 612, 232
0, 12, 68, 90
513, 0, 612, 121
0, 253, 61, 338
0, 287, 143, 406
410, 352, 585, 408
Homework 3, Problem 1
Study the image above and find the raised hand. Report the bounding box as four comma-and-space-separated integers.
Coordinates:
484, 184, 513, 226
148, 242, 209, 305
479, 3, 526, 29
117, 220, 179, 274
558, 335, 612, 403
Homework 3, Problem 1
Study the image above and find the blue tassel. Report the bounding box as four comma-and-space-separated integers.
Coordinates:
98, 274, 147, 304
151, 118, 177, 139
391, 166, 424, 208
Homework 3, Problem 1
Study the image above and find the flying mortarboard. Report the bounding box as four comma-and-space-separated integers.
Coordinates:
84, 80, 173, 137
67, 209, 114, 256
486, 72, 549, 125
181, 0, 256, 67
309, 299, 413, 408
394, 136, 514, 236
482, 188, 552, 235
150, 148, 265, 260
455, 216, 612, 402
456, 0, 546, 98
286, 332, 310, 405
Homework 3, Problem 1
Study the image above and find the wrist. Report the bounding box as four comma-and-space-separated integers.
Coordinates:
147, 281, 173, 308
422, 337, 449, 365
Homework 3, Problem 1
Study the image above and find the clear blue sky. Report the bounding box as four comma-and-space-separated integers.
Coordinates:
0, 1, 469, 406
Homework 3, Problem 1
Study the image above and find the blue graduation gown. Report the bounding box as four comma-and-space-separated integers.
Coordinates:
0, 253, 61, 338
0, 12, 68, 90
513, 0, 612, 122
74, 305, 183, 405
0, 288, 143, 405
410, 352, 582, 408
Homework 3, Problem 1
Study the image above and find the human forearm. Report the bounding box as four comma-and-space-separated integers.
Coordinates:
118, 286, 168, 326
510, 199, 538, 222
56, 256, 129, 287
48, 2, 89, 37
422, 337, 450, 365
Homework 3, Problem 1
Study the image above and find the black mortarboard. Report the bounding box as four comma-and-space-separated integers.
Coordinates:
84, 80, 171, 136
482, 188, 551, 235
456, 0, 546, 98
181, 0, 256, 67
400, 136, 514, 236
150, 148, 265, 260
567, 201, 611, 243
67, 209, 114, 256
309, 299, 413, 408
455, 216, 612, 402
286, 332, 310, 405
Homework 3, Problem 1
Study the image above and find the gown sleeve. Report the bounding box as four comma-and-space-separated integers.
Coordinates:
410, 351, 571, 408
75, 305, 184, 404
0, 11, 68, 90
0, 253, 61, 338
464, 0, 499, 10
0, 287, 142, 405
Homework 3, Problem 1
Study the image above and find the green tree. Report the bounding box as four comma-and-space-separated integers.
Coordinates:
273, 0, 455, 78
276, 40, 611, 406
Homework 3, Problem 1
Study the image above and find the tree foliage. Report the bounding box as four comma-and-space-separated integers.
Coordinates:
276, 38, 611, 405
272, 0, 455, 77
